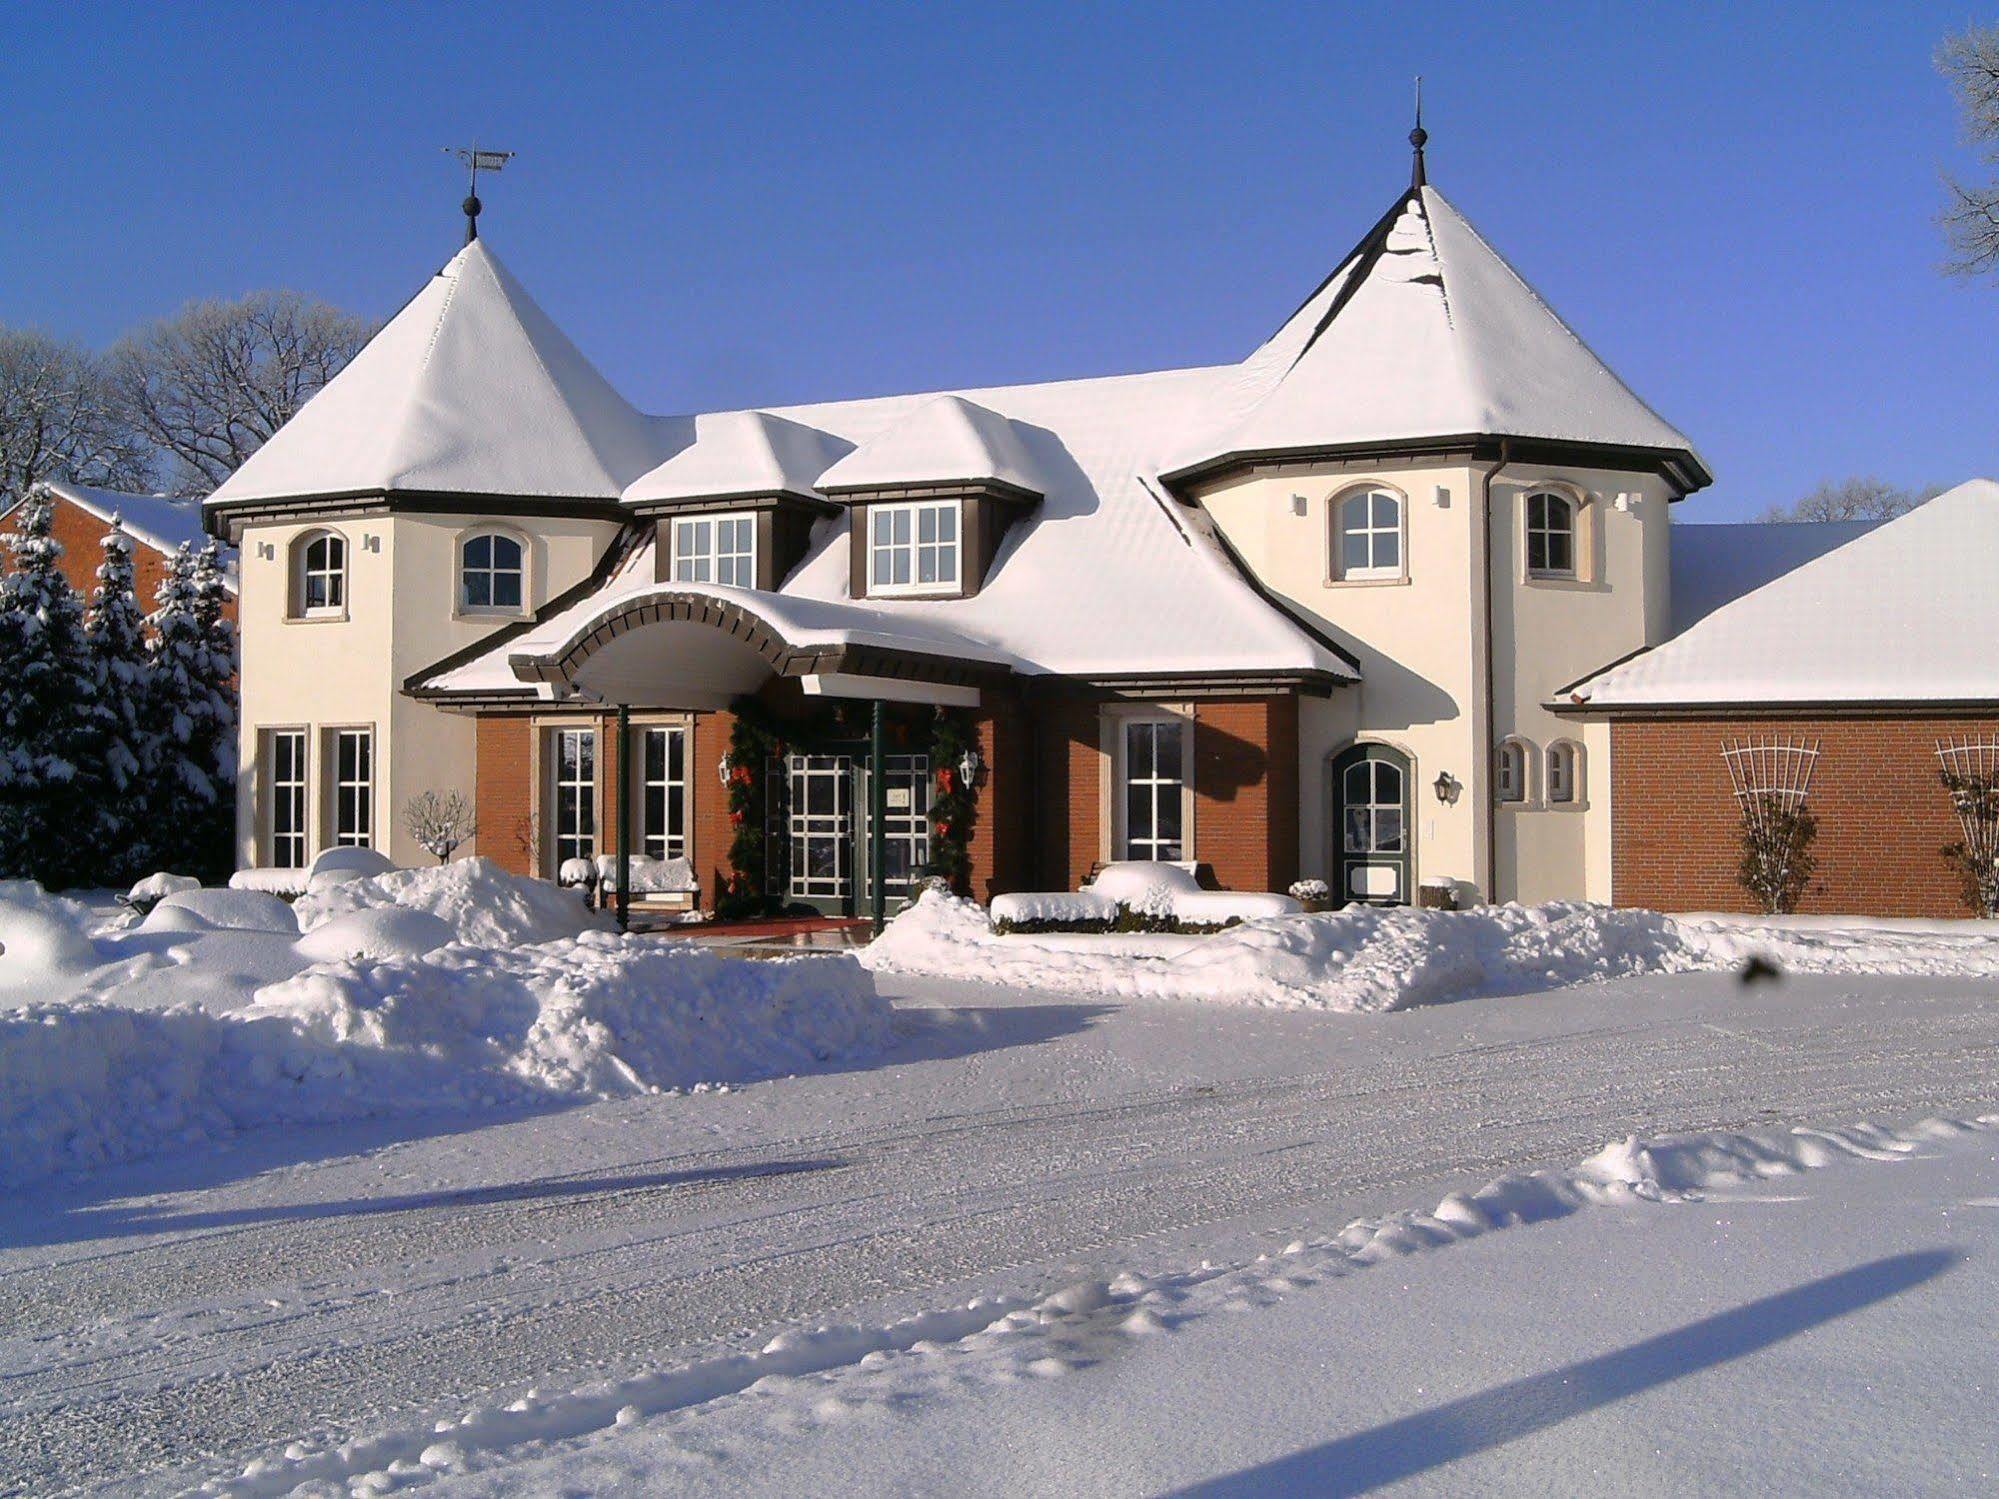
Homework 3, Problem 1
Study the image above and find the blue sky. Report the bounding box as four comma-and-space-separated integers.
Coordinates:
2, 1, 1992, 520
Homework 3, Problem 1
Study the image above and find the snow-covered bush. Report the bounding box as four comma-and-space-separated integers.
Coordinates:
293, 857, 612, 948
122, 871, 200, 915
229, 867, 312, 899
293, 907, 455, 963
1940, 766, 1999, 917
1288, 878, 1333, 912
144, 887, 300, 934
1736, 793, 1817, 915
404, 790, 477, 863
990, 862, 1302, 934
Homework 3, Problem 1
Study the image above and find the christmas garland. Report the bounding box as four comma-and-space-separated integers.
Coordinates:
719, 706, 786, 918
925, 707, 978, 890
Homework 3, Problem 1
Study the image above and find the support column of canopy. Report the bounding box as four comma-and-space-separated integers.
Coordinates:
870, 699, 887, 936
615, 702, 632, 933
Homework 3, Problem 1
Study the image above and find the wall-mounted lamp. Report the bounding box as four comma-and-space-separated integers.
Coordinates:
958, 746, 984, 786
1290, 494, 1309, 517
1434, 485, 1451, 508
257, 541, 276, 561
363, 534, 382, 553
717, 754, 733, 786
1433, 770, 1459, 805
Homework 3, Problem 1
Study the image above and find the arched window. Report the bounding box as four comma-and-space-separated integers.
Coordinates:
1525, 491, 1576, 577
292, 530, 346, 618
1496, 738, 1529, 804
1335, 489, 1404, 581
1547, 741, 1581, 805
461, 531, 525, 612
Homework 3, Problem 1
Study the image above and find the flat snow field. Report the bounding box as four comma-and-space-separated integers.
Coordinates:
3, 965, 1998, 1495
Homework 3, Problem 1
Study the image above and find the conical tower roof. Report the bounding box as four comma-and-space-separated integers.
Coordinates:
207, 239, 661, 508
1161, 184, 1707, 489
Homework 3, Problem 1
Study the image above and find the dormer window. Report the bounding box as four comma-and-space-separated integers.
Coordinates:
291, 530, 347, 619
460, 531, 525, 613
1526, 491, 1577, 577
672, 513, 756, 588
867, 499, 960, 596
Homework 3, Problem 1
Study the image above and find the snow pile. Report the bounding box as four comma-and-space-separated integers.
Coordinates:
868, 892, 1999, 1011
228, 867, 311, 898
125, 872, 200, 907
0, 936, 886, 1185
0, 882, 104, 995
992, 862, 1301, 929
292, 907, 455, 963
293, 857, 610, 947
144, 888, 300, 934
869, 892, 1697, 1011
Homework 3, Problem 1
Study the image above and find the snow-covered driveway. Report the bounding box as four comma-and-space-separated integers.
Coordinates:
4, 966, 1997, 1495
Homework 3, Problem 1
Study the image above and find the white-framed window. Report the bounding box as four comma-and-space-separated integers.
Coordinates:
1119, 717, 1188, 861
1547, 740, 1580, 805
1496, 738, 1529, 804
1525, 491, 1577, 577
1334, 488, 1404, 581
868, 500, 960, 595
640, 725, 688, 860
550, 728, 597, 869
461, 532, 525, 612
293, 530, 347, 618
267, 728, 309, 869
672, 513, 756, 588
330, 728, 373, 847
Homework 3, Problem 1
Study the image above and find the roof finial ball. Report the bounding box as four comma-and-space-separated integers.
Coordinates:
444, 146, 516, 247
1409, 75, 1428, 189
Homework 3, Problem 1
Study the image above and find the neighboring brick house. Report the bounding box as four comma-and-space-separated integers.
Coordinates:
218, 133, 1900, 919
1561, 480, 1999, 918
1, 480, 238, 623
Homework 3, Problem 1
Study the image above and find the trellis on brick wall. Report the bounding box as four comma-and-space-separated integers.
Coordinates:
1935, 737, 1999, 914
1721, 736, 1820, 820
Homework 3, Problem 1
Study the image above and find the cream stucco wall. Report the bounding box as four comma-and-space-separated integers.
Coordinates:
1198, 456, 1673, 905
233, 508, 620, 869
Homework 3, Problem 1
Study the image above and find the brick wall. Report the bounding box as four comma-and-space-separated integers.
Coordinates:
1611, 714, 1999, 917
2, 497, 238, 626
474, 716, 534, 875
691, 710, 737, 904
1193, 696, 1299, 894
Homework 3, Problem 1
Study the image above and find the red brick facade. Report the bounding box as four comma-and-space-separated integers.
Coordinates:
467, 690, 1305, 910
0, 492, 238, 627
1610, 714, 1999, 918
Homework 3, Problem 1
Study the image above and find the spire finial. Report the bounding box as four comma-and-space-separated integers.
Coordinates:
1409, 76, 1428, 188
444, 145, 516, 245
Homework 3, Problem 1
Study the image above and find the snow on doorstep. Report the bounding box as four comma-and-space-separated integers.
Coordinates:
0, 935, 888, 1187
865, 890, 1999, 1011
212, 1114, 1998, 1497
291, 857, 612, 947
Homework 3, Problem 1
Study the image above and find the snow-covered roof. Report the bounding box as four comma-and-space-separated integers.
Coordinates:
1160, 186, 1707, 486
205, 240, 661, 507
624, 410, 852, 507
1568, 479, 1999, 708
815, 395, 1050, 497
1668, 518, 1886, 634
33, 480, 239, 593
422, 364, 1356, 695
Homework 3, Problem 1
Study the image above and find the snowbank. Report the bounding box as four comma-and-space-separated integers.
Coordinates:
293, 907, 455, 963
866, 891, 1999, 1012
292, 858, 611, 947
0, 883, 104, 997
0, 936, 887, 1186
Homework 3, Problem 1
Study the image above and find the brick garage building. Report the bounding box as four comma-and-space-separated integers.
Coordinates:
1565, 480, 1999, 919
1, 480, 237, 623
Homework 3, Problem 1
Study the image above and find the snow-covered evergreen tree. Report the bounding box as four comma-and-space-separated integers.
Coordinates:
140, 544, 225, 879
82, 520, 153, 879
0, 490, 97, 885
185, 540, 238, 877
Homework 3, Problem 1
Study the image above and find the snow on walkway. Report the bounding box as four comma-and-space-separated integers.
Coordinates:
207, 1115, 1999, 1496
864, 890, 1999, 1011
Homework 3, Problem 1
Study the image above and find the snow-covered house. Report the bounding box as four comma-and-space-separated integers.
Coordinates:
3, 480, 238, 621
1561, 479, 1999, 917
206, 141, 1725, 912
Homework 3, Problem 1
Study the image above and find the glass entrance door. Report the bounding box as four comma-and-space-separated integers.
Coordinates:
1332, 743, 1411, 905
786, 754, 853, 912
856, 754, 932, 908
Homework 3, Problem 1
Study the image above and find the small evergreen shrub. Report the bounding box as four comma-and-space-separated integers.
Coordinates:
1940, 767, 1999, 917
1736, 793, 1817, 915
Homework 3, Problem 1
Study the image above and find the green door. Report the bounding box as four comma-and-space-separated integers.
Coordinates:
1333, 743, 1411, 906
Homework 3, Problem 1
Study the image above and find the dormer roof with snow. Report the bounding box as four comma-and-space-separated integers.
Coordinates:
623, 410, 852, 511
816, 395, 1050, 500
1160, 185, 1709, 493
205, 239, 662, 514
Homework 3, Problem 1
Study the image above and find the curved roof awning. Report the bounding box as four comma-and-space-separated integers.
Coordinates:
506, 588, 1011, 708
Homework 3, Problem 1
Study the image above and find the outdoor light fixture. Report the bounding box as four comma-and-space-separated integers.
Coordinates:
717, 755, 732, 786
1433, 770, 1457, 804
958, 746, 983, 786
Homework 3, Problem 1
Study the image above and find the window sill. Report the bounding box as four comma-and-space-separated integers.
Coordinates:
286, 610, 349, 625
454, 605, 532, 624
868, 585, 964, 600
1323, 574, 1412, 589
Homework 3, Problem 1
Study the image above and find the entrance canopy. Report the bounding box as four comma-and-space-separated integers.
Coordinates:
438, 583, 1013, 709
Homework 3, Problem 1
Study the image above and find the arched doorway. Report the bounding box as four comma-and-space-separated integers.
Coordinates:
1332, 743, 1412, 905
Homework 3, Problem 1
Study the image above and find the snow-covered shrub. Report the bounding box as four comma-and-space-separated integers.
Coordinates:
145, 887, 300, 934
0, 880, 102, 980
229, 867, 312, 899
293, 856, 612, 948
293, 907, 455, 964
122, 871, 200, 915
1288, 878, 1333, 912
1736, 793, 1817, 915
403, 789, 477, 864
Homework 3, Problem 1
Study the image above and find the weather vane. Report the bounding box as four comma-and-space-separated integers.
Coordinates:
444, 145, 516, 244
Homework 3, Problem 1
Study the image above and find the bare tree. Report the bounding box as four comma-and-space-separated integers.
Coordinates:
110, 291, 376, 495
1760, 476, 1942, 523
404, 790, 477, 863
1939, 24, 1999, 276
0, 329, 153, 508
